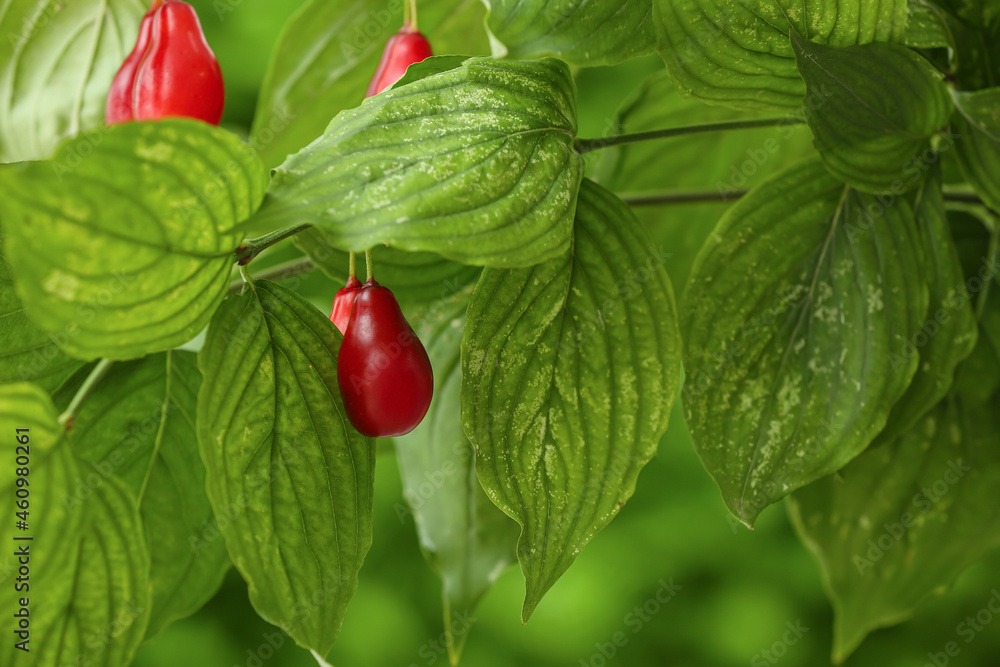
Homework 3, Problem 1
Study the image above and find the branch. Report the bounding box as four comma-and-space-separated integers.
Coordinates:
575, 117, 805, 154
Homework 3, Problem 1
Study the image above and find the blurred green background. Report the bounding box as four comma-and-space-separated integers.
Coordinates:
133, 2, 1000, 666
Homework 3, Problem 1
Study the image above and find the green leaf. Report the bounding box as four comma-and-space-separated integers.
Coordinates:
0, 251, 84, 391
682, 157, 928, 526
904, 0, 954, 48
875, 167, 977, 443
789, 396, 1000, 662
483, 0, 656, 66
197, 280, 374, 655
953, 88, 1000, 213
395, 289, 519, 664
652, 0, 908, 112
462, 178, 681, 620
0, 0, 146, 162
0, 120, 266, 360
294, 229, 481, 319
53, 352, 230, 638
252, 57, 583, 268
602, 68, 816, 290
791, 33, 954, 194
249, 0, 491, 170
0, 384, 151, 667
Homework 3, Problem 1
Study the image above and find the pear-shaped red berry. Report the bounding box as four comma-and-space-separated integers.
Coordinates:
106, 0, 224, 125
365, 23, 432, 97
329, 276, 362, 335
337, 280, 433, 437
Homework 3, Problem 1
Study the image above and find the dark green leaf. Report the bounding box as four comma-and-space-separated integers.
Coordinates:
682, 157, 928, 526
653, 0, 908, 112
484, 0, 656, 66
249, 0, 491, 170
792, 33, 953, 193
0, 120, 266, 360
0, 0, 146, 162
252, 57, 583, 268
395, 289, 519, 664
462, 179, 681, 620
197, 280, 374, 655
54, 352, 230, 638
789, 396, 1000, 662
904, 0, 954, 48
0, 252, 84, 391
953, 88, 1000, 212
875, 167, 977, 443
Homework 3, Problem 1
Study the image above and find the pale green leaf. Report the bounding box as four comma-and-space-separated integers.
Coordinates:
0, 120, 266, 360
250, 0, 491, 170
462, 179, 681, 620
0, 0, 146, 162
251, 57, 583, 268
653, 0, 908, 112
953, 88, 1000, 212
791, 33, 953, 193
789, 396, 1000, 662
484, 0, 656, 66
682, 157, 928, 526
53, 352, 230, 638
197, 280, 374, 656
0, 252, 83, 391
395, 290, 519, 664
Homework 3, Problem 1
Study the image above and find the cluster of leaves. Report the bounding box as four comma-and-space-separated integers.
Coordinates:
0, 0, 998, 665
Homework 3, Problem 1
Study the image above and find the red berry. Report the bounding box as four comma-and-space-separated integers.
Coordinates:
106, 0, 224, 125
329, 276, 362, 335
365, 24, 433, 97
337, 280, 433, 437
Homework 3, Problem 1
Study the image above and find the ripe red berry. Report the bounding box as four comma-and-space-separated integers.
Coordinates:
329, 275, 362, 335
337, 280, 433, 437
106, 0, 224, 125
365, 23, 433, 97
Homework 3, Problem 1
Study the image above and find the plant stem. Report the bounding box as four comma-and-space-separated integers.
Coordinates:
227, 257, 316, 294
619, 188, 988, 208
349, 251, 357, 280
233, 223, 312, 265
974, 227, 998, 321
409, 0, 419, 29
58, 359, 114, 428
365, 248, 374, 282
575, 117, 805, 154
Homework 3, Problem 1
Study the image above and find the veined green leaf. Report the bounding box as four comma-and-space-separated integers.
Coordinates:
250, 0, 491, 170
653, 0, 908, 112
251, 57, 584, 268
875, 167, 977, 444
54, 352, 230, 638
462, 178, 681, 620
0, 251, 83, 391
789, 396, 1000, 662
0, 384, 151, 667
0, 0, 146, 162
953, 88, 1000, 213
396, 290, 519, 664
792, 33, 953, 194
197, 280, 374, 656
0, 120, 266, 360
904, 0, 954, 48
682, 157, 928, 526
484, 0, 656, 66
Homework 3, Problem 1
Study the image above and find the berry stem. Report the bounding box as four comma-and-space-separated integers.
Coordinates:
409, 0, 420, 30
574, 117, 806, 154
365, 248, 374, 282
349, 251, 357, 280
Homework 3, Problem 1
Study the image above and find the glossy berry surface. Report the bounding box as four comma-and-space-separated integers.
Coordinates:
365, 24, 433, 97
337, 280, 433, 437
106, 0, 224, 125
329, 276, 362, 335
